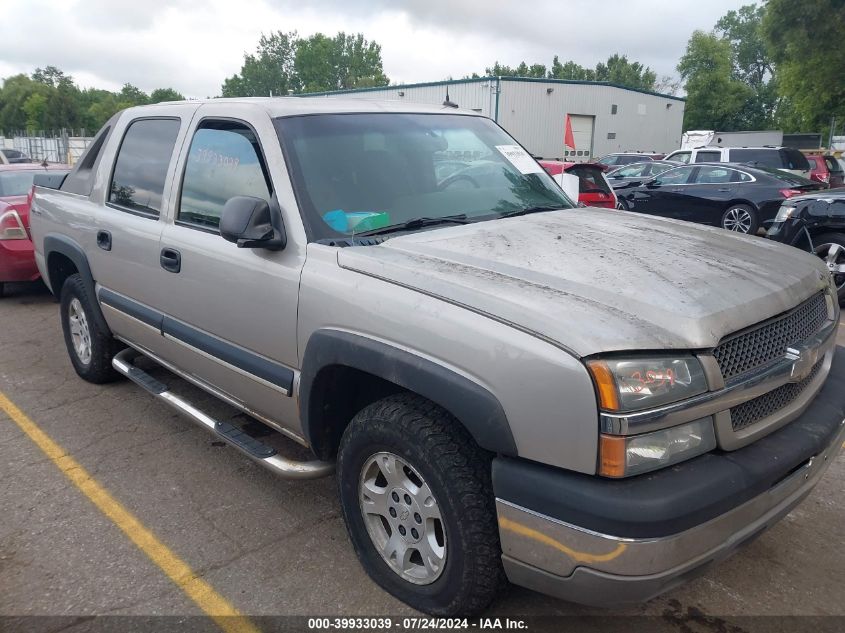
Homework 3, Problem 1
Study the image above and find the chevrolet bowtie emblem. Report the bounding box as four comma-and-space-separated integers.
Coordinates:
786, 346, 819, 383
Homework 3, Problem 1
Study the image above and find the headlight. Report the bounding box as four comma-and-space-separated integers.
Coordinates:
774, 205, 796, 223
599, 418, 717, 477
586, 356, 708, 412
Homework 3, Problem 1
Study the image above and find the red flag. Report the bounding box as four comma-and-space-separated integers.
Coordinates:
564, 114, 576, 150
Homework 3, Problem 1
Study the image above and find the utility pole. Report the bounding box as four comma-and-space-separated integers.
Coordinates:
829, 115, 836, 149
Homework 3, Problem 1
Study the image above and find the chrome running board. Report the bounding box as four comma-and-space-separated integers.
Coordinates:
112, 348, 334, 480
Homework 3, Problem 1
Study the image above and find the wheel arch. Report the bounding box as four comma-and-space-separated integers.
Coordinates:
299, 329, 517, 461
44, 234, 111, 333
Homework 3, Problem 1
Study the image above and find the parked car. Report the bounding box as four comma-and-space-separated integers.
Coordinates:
538, 160, 617, 208
0, 148, 33, 164
0, 163, 69, 296
767, 188, 845, 302
805, 154, 845, 188
30, 100, 844, 615
664, 146, 812, 178
594, 152, 663, 171
615, 163, 824, 234
605, 160, 683, 194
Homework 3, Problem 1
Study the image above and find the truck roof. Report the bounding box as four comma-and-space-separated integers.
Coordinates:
125, 97, 484, 118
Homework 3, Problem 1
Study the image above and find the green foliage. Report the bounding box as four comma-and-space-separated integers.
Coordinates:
296, 32, 388, 92
763, 0, 845, 134
0, 68, 187, 134
549, 57, 595, 81
149, 87, 185, 103
221, 31, 298, 97
221, 31, 388, 96
595, 54, 657, 91
484, 54, 658, 91
678, 31, 753, 130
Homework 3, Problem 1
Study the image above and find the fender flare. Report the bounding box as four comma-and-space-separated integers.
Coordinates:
299, 329, 517, 456
43, 233, 111, 333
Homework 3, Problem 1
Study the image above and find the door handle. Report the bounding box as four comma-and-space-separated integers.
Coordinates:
717, 188, 732, 192
669, 188, 683, 192
160, 247, 181, 273
96, 230, 112, 251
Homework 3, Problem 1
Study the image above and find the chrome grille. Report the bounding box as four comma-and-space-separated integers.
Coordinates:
729, 360, 824, 431
714, 293, 828, 382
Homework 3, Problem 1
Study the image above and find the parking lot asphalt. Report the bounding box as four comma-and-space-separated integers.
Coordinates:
1, 281, 844, 629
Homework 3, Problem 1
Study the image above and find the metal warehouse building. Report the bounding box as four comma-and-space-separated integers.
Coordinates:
306, 77, 686, 161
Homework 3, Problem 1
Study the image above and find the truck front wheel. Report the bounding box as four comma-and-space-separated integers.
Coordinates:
337, 393, 506, 615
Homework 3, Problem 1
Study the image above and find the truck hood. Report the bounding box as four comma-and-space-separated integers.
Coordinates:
337, 209, 830, 357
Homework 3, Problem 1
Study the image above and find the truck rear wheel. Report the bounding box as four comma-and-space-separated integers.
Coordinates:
337, 393, 506, 615
60, 274, 122, 383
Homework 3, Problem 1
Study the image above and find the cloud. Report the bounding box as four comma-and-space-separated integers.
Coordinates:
0, 0, 745, 97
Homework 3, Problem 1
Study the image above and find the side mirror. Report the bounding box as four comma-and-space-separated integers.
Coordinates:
219, 196, 286, 250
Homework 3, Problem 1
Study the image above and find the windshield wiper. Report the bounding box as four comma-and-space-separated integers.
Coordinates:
356, 214, 469, 236
499, 204, 565, 218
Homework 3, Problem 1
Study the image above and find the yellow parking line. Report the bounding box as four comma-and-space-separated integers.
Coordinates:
0, 390, 260, 633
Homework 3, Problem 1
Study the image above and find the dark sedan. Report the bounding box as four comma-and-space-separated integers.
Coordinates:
767, 188, 845, 303
615, 163, 824, 234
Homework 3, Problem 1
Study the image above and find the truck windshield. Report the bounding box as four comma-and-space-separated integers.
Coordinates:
274, 113, 573, 240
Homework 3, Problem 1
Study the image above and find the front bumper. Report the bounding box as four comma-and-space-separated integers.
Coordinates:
0, 238, 39, 283
495, 348, 845, 607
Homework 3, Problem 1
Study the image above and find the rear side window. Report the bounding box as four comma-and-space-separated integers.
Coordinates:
178, 120, 272, 230
695, 151, 721, 163
694, 166, 733, 184
669, 151, 691, 164
569, 166, 611, 194
781, 148, 810, 170
729, 148, 780, 167
826, 156, 843, 173
109, 118, 180, 217
806, 156, 820, 169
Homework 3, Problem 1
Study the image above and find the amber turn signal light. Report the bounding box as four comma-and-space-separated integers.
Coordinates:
586, 360, 620, 411
598, 434, 626, 477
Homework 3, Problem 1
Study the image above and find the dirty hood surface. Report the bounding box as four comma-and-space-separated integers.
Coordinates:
337, 209, 830, 356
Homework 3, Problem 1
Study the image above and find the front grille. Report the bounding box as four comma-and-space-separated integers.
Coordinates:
730, 359, 824, 431
714, 293, 828, 382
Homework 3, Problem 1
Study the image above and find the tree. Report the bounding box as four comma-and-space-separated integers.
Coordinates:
23, 92, 49, 130
548, 56, 595, 81
221, 31, 299, 97
763, 0, 845, 134
715, 3, 779, 129
295, 32, 388, 92
149, 88, 185, 103
678, 31, 753, 130
594, 54, 657, 91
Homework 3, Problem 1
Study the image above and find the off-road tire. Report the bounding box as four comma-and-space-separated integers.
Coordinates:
60, 273, 122, 383
337, 393, 507, 616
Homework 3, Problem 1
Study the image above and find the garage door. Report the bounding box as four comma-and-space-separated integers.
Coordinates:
563, 115, 594, 163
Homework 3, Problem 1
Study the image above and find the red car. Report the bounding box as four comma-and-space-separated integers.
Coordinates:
805, 154, 845, 188
538, 160, 618, 209
0, 163, 68, 297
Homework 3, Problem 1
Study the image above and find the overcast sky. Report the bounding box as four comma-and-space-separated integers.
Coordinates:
0, 0, 746, 97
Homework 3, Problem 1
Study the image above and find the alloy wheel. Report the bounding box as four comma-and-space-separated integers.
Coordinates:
722, 207, 753, 233
68, 297, 92, 365
358, 451, 447, 585
817, 242, 845, 292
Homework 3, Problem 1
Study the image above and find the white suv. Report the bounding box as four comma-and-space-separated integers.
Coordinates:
665, 146, 811, 178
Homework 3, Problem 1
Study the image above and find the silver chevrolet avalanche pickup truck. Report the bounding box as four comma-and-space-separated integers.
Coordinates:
30, 99, 845, 615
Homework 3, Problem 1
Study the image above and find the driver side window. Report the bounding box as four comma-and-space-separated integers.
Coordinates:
615, 163, 649, 178
178, 120, 272, 231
